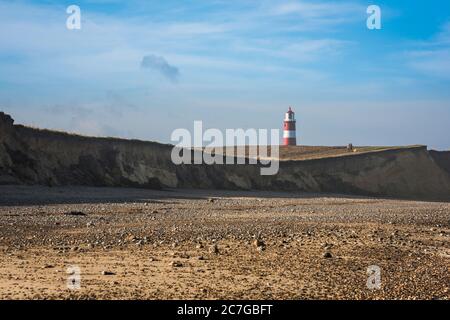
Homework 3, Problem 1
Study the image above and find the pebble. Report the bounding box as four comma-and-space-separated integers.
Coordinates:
102, 271, 115, 275
209, 244, 219, 254
253, 239, 265, 247
171, 261, 183, 268
64, 211, 87, 216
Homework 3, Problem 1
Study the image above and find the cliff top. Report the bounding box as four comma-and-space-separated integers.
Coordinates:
0, 111, 427, 160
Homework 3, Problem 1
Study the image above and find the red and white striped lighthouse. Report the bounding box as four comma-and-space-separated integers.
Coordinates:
283, 107, 297, 146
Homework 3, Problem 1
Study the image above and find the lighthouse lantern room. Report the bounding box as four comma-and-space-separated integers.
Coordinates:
283, 107, 297, 146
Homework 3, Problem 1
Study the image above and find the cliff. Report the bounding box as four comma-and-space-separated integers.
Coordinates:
1, 112, 450, 200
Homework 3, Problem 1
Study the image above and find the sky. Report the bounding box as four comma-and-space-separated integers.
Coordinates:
0, 0, 449, 149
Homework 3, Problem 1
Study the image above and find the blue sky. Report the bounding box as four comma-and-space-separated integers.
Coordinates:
0, 0, 449, 149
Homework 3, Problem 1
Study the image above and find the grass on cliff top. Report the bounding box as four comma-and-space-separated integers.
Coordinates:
201, 145, 426, 161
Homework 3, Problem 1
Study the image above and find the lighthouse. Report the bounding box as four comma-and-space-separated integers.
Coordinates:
283, 107, 297, 146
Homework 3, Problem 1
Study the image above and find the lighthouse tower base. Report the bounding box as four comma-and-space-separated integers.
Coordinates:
283, 137, 297, 146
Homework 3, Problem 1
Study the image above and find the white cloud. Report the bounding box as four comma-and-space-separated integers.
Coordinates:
408, 49, 450, 79
270, 1, 361, 18
263, 0, 364, 29
405, 22, 450, 79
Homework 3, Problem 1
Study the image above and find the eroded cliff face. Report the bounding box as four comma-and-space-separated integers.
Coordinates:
0, 114, 178, 188
1, 112, 450, 200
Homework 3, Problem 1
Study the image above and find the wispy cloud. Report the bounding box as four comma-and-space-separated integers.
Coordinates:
407, 49, 450, 79
261, 0, 364, 30
231, 38, 350, 63
42, 101, 137, 138
269, 1, 362, 18
405, 21, 450, 79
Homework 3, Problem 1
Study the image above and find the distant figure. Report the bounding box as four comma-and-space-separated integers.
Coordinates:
347, 143, 353, 152
283, 107, 297, 146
